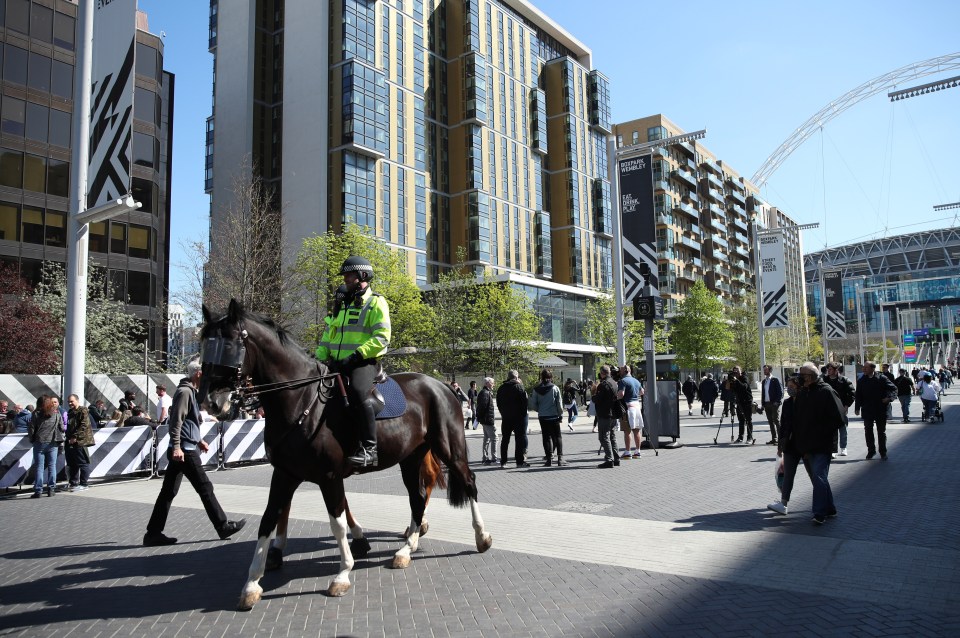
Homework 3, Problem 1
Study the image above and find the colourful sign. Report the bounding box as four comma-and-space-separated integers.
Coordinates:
903, 334, 916, 364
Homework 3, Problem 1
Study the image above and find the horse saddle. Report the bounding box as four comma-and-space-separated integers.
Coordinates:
372, 377, 406, 420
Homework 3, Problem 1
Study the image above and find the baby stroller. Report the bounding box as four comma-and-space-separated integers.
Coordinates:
930, 392, 945, 423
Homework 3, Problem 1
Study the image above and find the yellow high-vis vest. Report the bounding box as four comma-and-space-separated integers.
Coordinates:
315, 287, 391, 362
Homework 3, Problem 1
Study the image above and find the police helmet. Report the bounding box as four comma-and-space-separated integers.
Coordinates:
340, 256, 373, 282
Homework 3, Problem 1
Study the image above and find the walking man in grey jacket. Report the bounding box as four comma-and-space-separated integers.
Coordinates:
144, 358, 245, 546
529, 368, 566, 466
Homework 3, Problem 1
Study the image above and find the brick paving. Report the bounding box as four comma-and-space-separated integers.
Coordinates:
1, 392, 958, 636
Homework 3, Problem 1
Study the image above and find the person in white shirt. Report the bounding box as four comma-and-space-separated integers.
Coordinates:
155, 385, 173, 425
915, 371, 942, 422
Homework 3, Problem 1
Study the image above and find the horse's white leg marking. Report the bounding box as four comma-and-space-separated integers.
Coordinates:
238, 531, 275, 609
349, 520, 364, 540
471, 498, 493, 553
327, 511, 354, 596
393, 527, 419, 568
270, 530, 287, 551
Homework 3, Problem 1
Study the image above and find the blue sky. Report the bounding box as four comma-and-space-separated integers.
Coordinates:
138, 0, 960, 298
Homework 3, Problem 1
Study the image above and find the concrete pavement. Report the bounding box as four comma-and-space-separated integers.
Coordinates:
1, 391, 958, 636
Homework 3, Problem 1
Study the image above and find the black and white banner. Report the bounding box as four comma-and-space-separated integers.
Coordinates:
88, 0, 137, 207
221, 419, 267, 465
823, 270, 846, 339
154, 422, 220, 472
618, 154, 657, 301
760, 233, 788, 328
0, 374, 181, 417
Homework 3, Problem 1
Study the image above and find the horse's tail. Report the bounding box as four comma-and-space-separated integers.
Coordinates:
421, 450, 446, 491
446, 458, 470, 508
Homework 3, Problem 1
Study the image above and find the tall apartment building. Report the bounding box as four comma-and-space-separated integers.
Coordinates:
0, 1, 174, 353
612, 114, 807, 326
207, 0, 614, 362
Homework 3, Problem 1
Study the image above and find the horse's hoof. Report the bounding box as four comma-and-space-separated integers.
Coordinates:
419, 521, 429, 537
350, 537, 371, 558
237, 584, 262, 611
477, 533, 493, 553
392, 554, 411, 569
265, 547, 283, 571
327, 580, 352, 597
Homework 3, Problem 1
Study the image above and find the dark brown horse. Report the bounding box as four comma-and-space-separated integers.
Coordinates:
199, 301, 492, 611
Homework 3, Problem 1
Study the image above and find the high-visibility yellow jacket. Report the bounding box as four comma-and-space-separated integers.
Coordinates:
315, 287, 391, 362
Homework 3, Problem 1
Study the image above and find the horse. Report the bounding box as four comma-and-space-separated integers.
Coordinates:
199, 300, 492, 611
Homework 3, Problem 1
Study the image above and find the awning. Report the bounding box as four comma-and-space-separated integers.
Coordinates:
536, 354, 568, 368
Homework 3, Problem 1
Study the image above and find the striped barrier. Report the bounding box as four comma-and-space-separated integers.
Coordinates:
221, 419, 267, 465
0, 374, 181, 417
154, 422, 221, 473
0, 434, 66, 488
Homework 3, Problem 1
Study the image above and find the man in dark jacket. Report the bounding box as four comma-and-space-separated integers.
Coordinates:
698, 374, 719, 417
855, 361, 897, 460
822, 362, 855, 456
496, 370, 530, 468
681, 376, 698, 416
65, 394, 94, 492
729, 367, 754, 444
593, 365, 621, 468
761, 365, 784, 446
123, 406, 154, 428
144, 359, 245, 546
528, 368, 565, 466
894, 369, 914, 423
477, 377, 498, 465
794, 362, 846, 524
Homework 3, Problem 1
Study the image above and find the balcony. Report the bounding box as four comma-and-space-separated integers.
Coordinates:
714, 264, 731, 278
727, 188, 746, 205
707, 202, 723, 217
733, 231, 750, 245
680, 235, 701, 252
709, 234, 729, 250
654, 179, 670, 192
732, 259, 749, 272
654, 146, 670, 160
733, 244, 750, 260
701, 159, 722, 175
686, 156, 698, 172
687, 223, 701, 236
659, 274, 678, 293
726, 173, 743, 188
675, 201, 697, 219
708, 216, 725, 233
682, 190, 699, 205
674, 140, 696, 157
706, 187, 724, 204
691, 256, 702, 268
671, 169, 697, 189
715, 281, 731, 294
732, 216, 749, 233
705, 172, 724, 191
728, 203, 746, 217
658, 214, 674, 226
678, 268, 697, 282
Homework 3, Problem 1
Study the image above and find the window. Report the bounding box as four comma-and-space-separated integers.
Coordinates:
25, 102, 48, 142
136, 43, 158, 80
127, 270, 150, 305
5, 0, 29, 35
44, 211, 65, 247
128, 225, 150, 259
23, 154, 46, 193
47, 159, 68, 197
1, 97, 25, 136
131, 177, 154, 214
51, 60, 73, 98
49, 109, 70, 147
21, 206, 43, 244
133, 132, 157, 169
28, 53, 51, 92
89, 221, 107, 253
3, 45, 28, 85
0, 202, 18, 241
53, 12, 75, 50
632, 131, 639, 145
134, 87, 156, 125
0, 148, 23, 188
30, 4, 52, 43
110, 222, 126, 254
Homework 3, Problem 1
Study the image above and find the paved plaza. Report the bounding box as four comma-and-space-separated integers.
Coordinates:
2, 392, 959, 637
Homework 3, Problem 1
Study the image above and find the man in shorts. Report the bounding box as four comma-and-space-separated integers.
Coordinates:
617, 364, 644, 458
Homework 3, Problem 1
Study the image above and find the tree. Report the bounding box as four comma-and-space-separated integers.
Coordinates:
292, 223, 429, 372
802, 315, 824, 363
31, 262, 148, 374
470, 280, 546, 378
422, 248, 475, 380
671, 280, 731, 374
583, 294, 669, 373
726, 287, 761, 373
0, 264, 61, 373
176, 156, 286, 324
764, 311, 808, 372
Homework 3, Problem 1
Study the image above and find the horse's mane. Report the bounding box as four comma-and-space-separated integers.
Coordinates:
235, 307, 292, 346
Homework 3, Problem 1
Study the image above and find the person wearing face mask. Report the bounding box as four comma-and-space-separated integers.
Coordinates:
767, 376, 803, 516
316, 256, 392, 468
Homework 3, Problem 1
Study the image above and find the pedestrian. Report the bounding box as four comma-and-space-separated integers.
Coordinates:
65, 394, 94, 492
854, 361, 897, 460
155, 385, 172, 425
477, 377, 498, 465
767, 375, 803, 516
124, 406, 154, 428
144, 358, 246, 546
720, 374, 736, 423
467, 381, 479, 430
88, 399, 107, 429
451, 382, 470, 428
760, 365, 784, 446
593, 365, 621, 468
793, 362, 846, 524
496, 370, 530, 468
119, 390, 137, 413
880, 364, 896, 418
821, 362, 855, 456
13, 404, 32, 434
698, 373, 718, 417
681, 375, 698, 416
529, 368, 565, 466
617, 365, 644, 459
28, 395, 64, 498
562, 378, 579, 430
894, 368, 914, 423
728, 367, 754, 444
916, 371, 941, 422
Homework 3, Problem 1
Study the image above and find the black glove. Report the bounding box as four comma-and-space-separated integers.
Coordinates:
324, 359, 341, 374
344, 352, 364, 370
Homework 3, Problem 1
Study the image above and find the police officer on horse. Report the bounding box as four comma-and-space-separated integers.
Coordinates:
316, 256, 391, 468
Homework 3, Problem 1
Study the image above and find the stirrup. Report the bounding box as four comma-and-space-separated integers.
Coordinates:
348, 445, 378, 468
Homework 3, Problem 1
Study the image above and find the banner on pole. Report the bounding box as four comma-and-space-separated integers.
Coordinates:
759, 233, 788, 328
618, 154, 657, 302
904, 334, 916, 364
88, 0, 138, 207
823, 270, 846, 339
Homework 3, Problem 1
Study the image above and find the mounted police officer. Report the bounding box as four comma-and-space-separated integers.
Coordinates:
316, 256, 391, 468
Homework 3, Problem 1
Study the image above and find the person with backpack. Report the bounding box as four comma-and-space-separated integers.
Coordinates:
562, 379, 579, 431
529, 369, 565, 466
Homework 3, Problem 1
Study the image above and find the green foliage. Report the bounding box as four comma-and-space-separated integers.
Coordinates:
803, 315, 824, 363
292, 224, 430, 371
32, 262, 148, 374
671, 280, 731, 373
421, 248, 475, 379
469, 280, 546, 378
726, 287, 760, 372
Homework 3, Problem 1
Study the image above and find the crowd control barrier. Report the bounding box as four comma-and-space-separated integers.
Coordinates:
0, 419, 269, 490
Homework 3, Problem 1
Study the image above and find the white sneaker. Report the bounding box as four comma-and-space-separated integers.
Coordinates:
839, 448, 848, 456
688, 410, 693, 416
767, 502, 788, 515
831, 453, 837, 458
